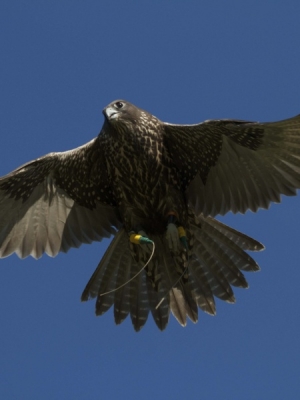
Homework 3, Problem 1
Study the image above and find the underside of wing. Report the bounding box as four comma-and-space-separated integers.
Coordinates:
0, 138, 121, 259
164, 114, 300, 216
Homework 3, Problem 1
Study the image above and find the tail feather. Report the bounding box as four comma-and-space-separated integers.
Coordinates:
197, 230, 248, 288
113, 250, 132, 325
202, 216, 264, 251
194, 241, 236, 302
81, 215, 264, 331
146, 278, 170, 331
155, 238, 188, 326
95, 242, 127, 316
157, 239, 198, 325
188, 257, 216, 315
169, 288, 188, 326
133, 237, 171, 330
129, 267, 149, 332
179, 283, 198, 323
194, 217, 262, 271
81, 229, 127, 301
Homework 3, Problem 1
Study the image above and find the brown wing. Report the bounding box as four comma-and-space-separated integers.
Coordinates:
164, 114, 300, 216
0, 138, 121, 259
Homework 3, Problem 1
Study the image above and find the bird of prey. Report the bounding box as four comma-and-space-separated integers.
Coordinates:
1, 100, 300, 331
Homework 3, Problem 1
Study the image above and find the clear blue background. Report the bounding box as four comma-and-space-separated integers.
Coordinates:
1, 1, 300, 399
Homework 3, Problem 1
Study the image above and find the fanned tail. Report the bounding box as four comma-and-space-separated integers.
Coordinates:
81, 215, 264, 331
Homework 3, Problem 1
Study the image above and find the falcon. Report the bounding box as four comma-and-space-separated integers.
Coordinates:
1, 100, 300, 331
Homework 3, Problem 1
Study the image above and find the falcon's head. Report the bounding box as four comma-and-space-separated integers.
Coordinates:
103, 100, 140, 129
102, 100, 162, 141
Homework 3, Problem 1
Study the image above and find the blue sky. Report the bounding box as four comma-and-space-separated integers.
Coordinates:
1, 1, 300, 399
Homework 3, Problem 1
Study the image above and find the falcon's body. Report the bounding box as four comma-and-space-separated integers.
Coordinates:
1, 100, 300, 331
102, 106, 186, 234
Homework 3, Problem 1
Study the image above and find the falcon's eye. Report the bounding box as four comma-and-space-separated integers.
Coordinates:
115, 101, 124, 109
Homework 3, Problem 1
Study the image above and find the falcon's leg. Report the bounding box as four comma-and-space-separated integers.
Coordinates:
166, 212, 188, 252
128, 228, 158, 291
129, 226, 152, 245
129, 225, 148, 244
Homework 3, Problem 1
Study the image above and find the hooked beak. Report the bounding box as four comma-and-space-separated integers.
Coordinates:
103, 106, 118, 120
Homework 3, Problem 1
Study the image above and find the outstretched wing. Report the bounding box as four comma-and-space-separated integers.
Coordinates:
164, 114, 300, 216
0, 138, 121, 259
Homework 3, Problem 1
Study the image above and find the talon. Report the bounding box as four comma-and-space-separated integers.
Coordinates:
166, 211, 188, 252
